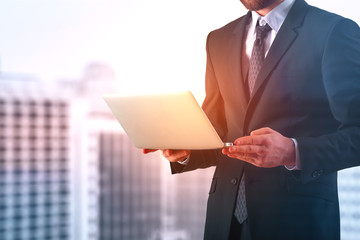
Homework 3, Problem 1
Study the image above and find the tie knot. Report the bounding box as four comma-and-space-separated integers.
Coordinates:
255, 23, 272, 40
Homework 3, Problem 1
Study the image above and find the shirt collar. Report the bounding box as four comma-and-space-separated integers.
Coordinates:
249, 0, 296, 35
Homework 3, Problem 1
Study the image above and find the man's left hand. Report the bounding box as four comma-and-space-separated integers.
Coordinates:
222, 127, 295, 168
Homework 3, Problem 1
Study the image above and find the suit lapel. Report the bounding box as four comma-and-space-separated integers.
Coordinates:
250, 0, 309, 102
227, 11, 251, 108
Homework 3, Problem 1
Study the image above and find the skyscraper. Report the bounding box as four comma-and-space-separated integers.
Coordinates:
98, 132, 162, 240
0, 78, 70, 240
338, 168, 360, 240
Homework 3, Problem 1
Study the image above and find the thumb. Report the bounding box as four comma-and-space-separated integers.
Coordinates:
250, 127, 274, 136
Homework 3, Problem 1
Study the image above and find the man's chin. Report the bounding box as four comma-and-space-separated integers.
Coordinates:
240, 0, 279, 12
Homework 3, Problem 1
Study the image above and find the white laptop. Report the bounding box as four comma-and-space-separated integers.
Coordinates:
103, 91, 233, 150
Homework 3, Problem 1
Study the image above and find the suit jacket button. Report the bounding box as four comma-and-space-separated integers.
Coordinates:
231, 178, 238, 185
312, 170, 320, 178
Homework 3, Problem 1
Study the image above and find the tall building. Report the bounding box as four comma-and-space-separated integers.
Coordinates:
61, 62, 118, 240
0, 77, 70, 240
172, 168, 214, 240
338, 168, 360, 240
73, 62, 164, 240
98, 132, 162, 240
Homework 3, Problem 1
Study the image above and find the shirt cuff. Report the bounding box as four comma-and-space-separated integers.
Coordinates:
177, 157, 189, 165
284, 138, 301, 171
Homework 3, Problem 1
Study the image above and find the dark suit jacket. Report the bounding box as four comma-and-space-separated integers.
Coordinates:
171, 0, 360, 239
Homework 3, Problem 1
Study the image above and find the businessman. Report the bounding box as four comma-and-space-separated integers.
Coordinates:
144, 0, 360, 239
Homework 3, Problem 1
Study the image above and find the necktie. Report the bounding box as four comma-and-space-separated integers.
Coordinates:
234, 173, 247, 224
248, 23, 272, 95
234, 22, 272, 224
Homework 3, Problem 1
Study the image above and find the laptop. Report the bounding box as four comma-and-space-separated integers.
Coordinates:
103, 91, 233, 150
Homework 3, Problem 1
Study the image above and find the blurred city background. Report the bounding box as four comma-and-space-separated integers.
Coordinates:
0, 0, 359, 240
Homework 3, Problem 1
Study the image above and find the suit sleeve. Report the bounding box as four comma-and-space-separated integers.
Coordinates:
296, 18, 360, 183
171, 32, 227, 174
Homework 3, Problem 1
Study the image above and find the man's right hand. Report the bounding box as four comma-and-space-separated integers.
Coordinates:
143, 149, 190, 163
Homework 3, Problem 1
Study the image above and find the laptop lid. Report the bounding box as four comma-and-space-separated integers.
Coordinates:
103, 91, 232, 150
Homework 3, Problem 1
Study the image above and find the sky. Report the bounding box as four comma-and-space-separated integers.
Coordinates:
0, 0, 359, 94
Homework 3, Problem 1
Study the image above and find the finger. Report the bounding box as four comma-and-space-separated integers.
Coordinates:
226, 152, 258, 163
161, 149, 171, 157
222, 148, 230, 155
162, 149, 190, 162
250, 127, 274, 136
228, 145, 263, 154
142, 149, 158, 154
170, 150, 190, 159
234, 135, 264, 145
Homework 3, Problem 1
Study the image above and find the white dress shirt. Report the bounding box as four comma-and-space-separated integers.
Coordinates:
241, 0, 296, 80
245, 0, 296, 59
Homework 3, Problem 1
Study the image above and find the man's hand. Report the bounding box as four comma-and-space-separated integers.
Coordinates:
143, 149, 190, 162
222, 127, 295, 168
